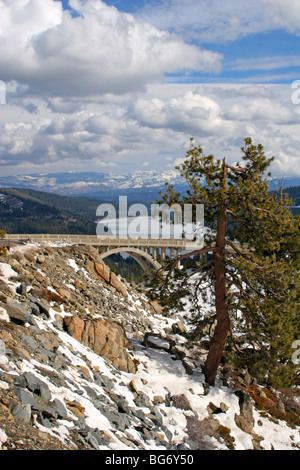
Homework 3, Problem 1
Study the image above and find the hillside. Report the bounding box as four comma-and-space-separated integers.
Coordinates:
271, 185, 300, 216
0, 188, 101, 235
0, 187, 103, 218
285, 186, 300, 215
0, 242, 299, 452
1, 184, 299, 236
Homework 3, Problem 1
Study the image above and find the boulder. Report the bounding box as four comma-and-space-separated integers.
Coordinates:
36, 255, 45, 264
93, 260, 127, 297
207, 401, 229, 416
0, 301, 32, 325
172, 394, 193, 412
94, 261, 111, 284
16, 282, 27, 295
56, 288, 73, 302
109, 272, 128, 298
63, 315, 136, 373
28, 296, 50, 317
0, 306, 10, 323
22, 371, 52, 401
143, 332, 175, 352
13, 404, 32, 424
172, 321, 187, 335
53, 398, 68, 419
63, 316, 84, 342
234, 390, 254, 434
15, 387, 38, 407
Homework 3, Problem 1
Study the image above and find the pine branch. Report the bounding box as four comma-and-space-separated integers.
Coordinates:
226, 269, 266, 303
194, 269, 214, 288
226, 163, 248, 173
186, 260, 214, 278
225, 239, 251, 257
178, 169, 200, 205
166, 246, 217, 273
193, 270, 215, 297
241, 271, 267, 299
225, 209, 236, 217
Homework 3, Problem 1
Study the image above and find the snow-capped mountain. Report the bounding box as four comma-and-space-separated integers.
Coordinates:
268, 176, 300, 191
0, 171, 186, 197
0, 171, 299, 199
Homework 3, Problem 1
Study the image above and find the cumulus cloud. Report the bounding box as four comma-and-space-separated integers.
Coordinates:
129, 91, 229, 137
0, 1, 299, 177
128, 84, 299, 140
0, 0, 222, 96
1, 84, 299, 176
262, 0, 300, 35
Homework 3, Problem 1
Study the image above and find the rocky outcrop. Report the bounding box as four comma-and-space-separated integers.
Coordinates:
0, 243, 154, 335
233, 389, 266, 449
109, 272, 128, 298
94, 260, 110, 284
63, 315, 137, 373
234, 390, 254, 434
0, 244, 153, 376
93, 259, 128, 298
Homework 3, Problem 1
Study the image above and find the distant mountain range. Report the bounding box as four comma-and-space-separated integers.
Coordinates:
0, 171, 187, 202
0, 171, 299, 201
0, 171, 299, 234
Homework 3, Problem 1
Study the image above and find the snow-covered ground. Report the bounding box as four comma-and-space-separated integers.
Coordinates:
0, 242, 299, 451
10, 311, 299, 451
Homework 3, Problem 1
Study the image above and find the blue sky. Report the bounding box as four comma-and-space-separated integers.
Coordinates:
58, 0, 300, 84
0, 0, 300, 177
106, 0, 300, 84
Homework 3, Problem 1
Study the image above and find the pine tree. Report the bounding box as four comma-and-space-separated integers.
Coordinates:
150, 138, 299, 387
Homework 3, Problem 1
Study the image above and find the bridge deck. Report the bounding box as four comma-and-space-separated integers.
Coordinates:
3, 234, 250, 258
4, 234, 203, 251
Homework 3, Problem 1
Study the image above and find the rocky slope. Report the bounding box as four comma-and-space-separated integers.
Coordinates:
0, 242, 299, 451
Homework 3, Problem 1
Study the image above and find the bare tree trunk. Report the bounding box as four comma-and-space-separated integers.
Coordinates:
204, 159, 230, 385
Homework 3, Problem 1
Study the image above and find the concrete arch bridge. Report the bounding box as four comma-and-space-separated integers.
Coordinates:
4, 234, 209, 272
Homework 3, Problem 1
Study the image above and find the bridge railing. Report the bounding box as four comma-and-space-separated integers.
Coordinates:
4, 234, 203, 250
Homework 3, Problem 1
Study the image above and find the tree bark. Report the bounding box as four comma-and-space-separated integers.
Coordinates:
204, 159, 230, 385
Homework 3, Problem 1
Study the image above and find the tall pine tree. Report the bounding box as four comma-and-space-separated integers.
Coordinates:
150, 138, 299, 387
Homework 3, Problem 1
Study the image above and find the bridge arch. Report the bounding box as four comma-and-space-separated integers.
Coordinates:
99, 246, 162, 272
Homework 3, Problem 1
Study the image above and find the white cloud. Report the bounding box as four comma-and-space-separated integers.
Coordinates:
0, 1, 299, 177
136, 0, 300, 43
1, 84, 299, 176
0, 0, 62, 43
228, 56, 300, 72
0, 0, 62, 78
0, 0, 222, 96
261, 0, 300, 34
129, 91, 228, 136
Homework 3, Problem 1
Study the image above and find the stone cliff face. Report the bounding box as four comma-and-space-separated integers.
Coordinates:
0, 242, 299, 451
